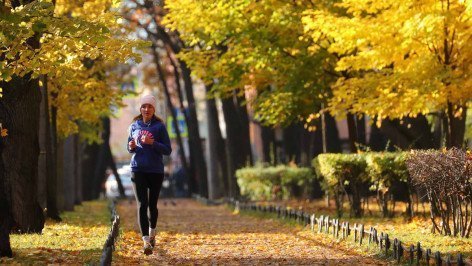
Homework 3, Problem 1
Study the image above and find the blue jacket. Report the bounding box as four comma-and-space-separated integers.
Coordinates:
127, 118, 172, 173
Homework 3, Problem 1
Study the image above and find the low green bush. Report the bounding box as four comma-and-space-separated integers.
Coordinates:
365, 152, 412, 218
236, 164, 314, 201
313, 153, 369, 217
313, 152, 413, 218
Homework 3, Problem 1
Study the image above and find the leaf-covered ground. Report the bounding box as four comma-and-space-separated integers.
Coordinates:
0, 200, 109, 265
115, 199, 384, 265
255, 199, 472, 258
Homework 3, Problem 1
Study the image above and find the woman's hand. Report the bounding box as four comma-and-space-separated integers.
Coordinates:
141, 135, 154, 145
129, 139, 137, 150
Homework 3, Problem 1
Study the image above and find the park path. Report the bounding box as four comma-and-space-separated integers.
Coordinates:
114, 199, 385, 265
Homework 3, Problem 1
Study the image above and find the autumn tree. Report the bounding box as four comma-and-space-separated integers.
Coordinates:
122, 0, 210, 196
0, 0, 143, 257
303, 0, 472, 148
164, 0, 335, 197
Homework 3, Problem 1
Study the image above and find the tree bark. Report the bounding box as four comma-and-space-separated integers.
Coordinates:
62, 135, 77, 211
82, 143, 100, 200
48, 89, 61, 218
38, 75, 61, 220
445, 103, 467, 148
205, 86, 227, 199
167, 51, 194, 196
282, 123, 302, 164
0, 74, 45, 233
261, 126, 277, 164
74, 137, 83, 204
181, 62, 208, 197
38, 77, 48, 209
106, 141, 125, 198
346, 113, 366, 153
56, 139, 65, 211
91, 117, 125, 199
221, 92, 252, 198
368, 120, 389, 151
346, 113, 359, 153
313, 113, 342, 155
92, 132, 107, 199
0, 136, 13, 257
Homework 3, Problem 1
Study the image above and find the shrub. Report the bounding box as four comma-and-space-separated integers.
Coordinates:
236, 164, 314, 201
313, 153, 369, 218
406, 148, 472, 238
365, 152, 412, 218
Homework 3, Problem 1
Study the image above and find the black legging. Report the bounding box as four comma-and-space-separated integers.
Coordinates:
131, 172, 164, 237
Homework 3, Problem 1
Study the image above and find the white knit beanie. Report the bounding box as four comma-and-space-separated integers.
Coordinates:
140, 94, 156, 110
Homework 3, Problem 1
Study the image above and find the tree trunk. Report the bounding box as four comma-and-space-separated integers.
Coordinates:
167, 51, 194, 196
368, 120, 389, 151
261, 126, 277, 164
445, 103, 467, 148
106, 141, 125, 198
48, 91, 61, 218
0, 0, 45, 232
313, 113, 342, 155
62, 135, 76, 211
357, 116, 366, 146
0, 137, 13, 257
283, 123, 303, 164
221, 92, 252, 198
346, 113, 366, 153
92, 133, 107, 199
75, 137, 83, 204
91, 117, 125, 199
38, 77, 48, 210
82, 143, 100, 200
205, 87, 227, 199
39, 75, 61, 220
0, 75, 45, 233
346, 113, 359, 153
0, 0, 10, 254
56, 139, 65, 211
181, 62, 208, 197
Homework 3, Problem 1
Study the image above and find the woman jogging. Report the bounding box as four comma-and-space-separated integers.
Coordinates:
127, 94, 172, 255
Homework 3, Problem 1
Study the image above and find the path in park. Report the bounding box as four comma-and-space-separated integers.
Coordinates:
114, 199, 385, 265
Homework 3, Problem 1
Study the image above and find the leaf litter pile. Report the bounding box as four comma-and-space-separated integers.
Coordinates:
115, 199, 384, 265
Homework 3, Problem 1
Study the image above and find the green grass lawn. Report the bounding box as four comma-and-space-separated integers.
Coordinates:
0, 200, 110, 265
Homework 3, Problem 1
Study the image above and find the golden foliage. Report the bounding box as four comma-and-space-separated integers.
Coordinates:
0, 0, 147, 141
302, 0, 472, 120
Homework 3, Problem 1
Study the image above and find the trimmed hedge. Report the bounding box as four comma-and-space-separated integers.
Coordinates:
313, 152, 411, 218
365, 152, 412, 218
236, 152, 412, 218
313, 153, 368, 217
236, 164, 314, 201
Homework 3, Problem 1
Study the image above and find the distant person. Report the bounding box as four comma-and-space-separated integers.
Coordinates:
127, 94, 172, 255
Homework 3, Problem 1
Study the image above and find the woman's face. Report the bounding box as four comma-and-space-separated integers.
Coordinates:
140, 104, 155, 121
